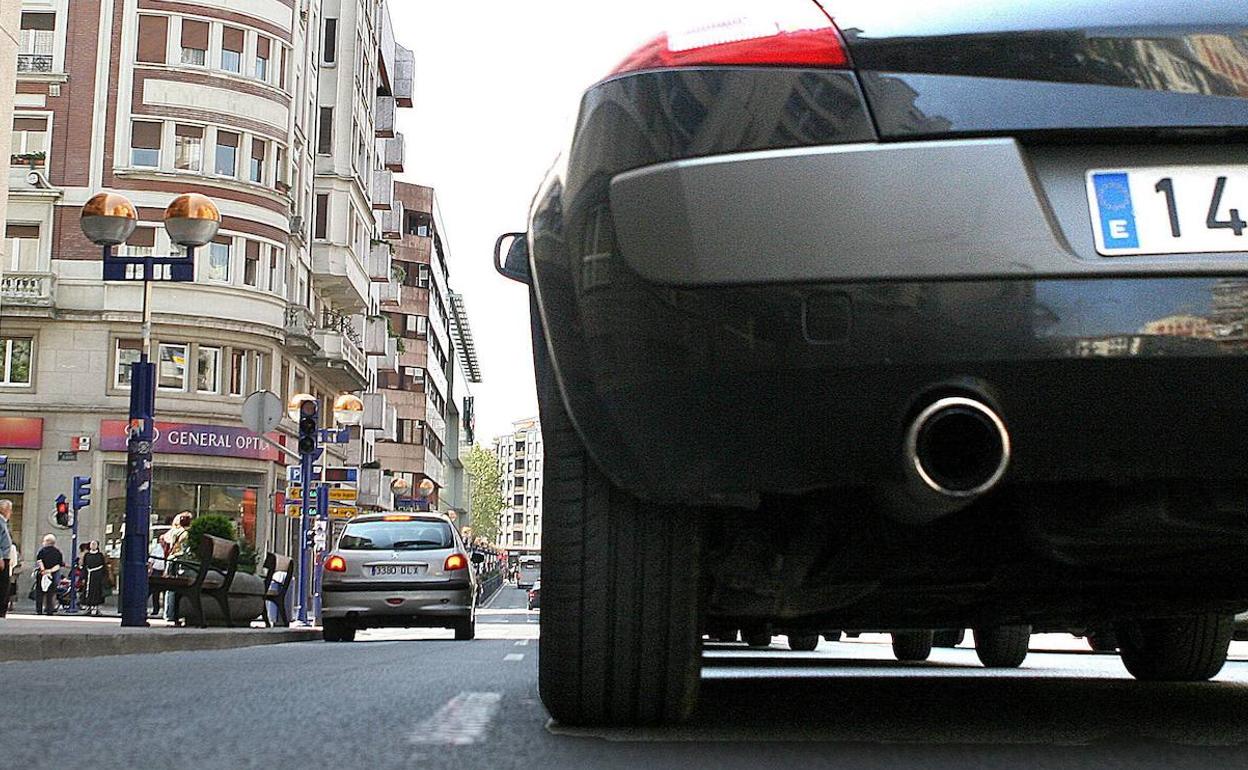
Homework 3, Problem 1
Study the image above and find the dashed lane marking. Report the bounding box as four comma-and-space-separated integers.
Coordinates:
409, 692, 502, 746
504, 653, 525, 661
515, 639, 529, 646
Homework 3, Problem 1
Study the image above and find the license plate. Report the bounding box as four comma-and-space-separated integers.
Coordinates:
1087, 166, 1248, 257
368, 564, 426, 576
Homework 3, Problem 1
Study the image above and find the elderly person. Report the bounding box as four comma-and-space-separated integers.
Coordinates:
0, 500, 13, 618
34, 533, 64, 615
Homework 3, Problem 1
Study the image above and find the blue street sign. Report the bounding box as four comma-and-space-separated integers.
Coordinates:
318, 428, 351, 444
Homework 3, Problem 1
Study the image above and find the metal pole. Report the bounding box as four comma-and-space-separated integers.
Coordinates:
296, 446, 313, 624
120, 255, 155, 627
313, 482, 329, 621
68, 490, 80, 615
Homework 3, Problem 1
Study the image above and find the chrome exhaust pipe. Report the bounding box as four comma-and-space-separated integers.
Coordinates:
906, 396, 1011, 500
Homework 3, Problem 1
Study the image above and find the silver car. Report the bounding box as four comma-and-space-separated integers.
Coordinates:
320, 513, 481, 642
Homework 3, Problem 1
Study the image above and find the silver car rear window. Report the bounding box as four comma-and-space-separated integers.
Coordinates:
338, 520, 454, 551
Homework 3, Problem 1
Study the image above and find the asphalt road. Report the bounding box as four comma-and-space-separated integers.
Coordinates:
3, 587, 1247, 769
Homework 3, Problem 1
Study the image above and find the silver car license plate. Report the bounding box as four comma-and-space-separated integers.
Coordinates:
1087, 166, 1248, 257
368, 564, 427, 577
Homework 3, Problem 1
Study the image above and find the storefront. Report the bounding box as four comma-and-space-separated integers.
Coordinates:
0, 416, 43, 564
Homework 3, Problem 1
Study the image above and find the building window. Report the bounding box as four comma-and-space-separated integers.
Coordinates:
197, 346, 220, 393
158, 343, 188, 391
255, 36, 270, 81
119, 226, 156, 258
314, 194, 329, 239
174, 124, 203, 172
130, 120, 162, 167
221, 27, 244, 73
244, 241, 260, 287
114, 339, 142, 388
181, 20, 208, 65
249, 138, 266, 184
17, 12, 54, 73
136, 15, 168, 64
317, 107, 333, 155
252, 352, 269, 391
5, 224, 41, 272
269, 247, 282, 293
416, 263, 431, 288
215, 131, 238, 176
403, 366, 425, 392
398, 418, 424, 445
207, 237, 231, 282
0, 338, 33, 387
229, 350, 246, 396
322, 18, 337, 63
11, 116, 49, 167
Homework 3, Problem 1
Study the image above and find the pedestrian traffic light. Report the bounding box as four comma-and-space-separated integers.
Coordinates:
73, 475, 92, 510
0, 454, 7, 492
54, 494, 71, 528
298, 398, 319, 455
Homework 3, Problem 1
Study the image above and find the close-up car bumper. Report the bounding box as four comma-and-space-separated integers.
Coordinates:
321, 584, 473, 620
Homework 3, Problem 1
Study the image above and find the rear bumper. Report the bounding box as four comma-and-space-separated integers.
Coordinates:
321, 585, 473, 620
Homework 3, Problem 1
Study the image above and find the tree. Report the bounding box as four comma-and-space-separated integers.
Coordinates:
465, 444, 505, 545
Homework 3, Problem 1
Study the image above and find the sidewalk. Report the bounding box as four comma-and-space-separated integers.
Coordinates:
0, 612, 321, 662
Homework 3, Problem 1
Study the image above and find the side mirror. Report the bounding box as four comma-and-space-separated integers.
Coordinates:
471, 552, 486, 565
494, 232, 531, 284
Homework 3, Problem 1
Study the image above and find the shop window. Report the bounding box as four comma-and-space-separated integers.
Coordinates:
197, 346, 220, 393
221, 27, 244, 73
207, 236, 231, 282
0, 337, 33, 386
136, 15, 167, 64
181, 20, 208, 65
174, 124, 203, 172
215, 130, 238, 177
255, 36, 270, 81
250, 138, 266, 184
158, 342, 188, 391
244, 240, 260, 287
229, 349, 246, 396
5, 224, 41, 272
130, 120, 162, 167
11, 115, 49, 167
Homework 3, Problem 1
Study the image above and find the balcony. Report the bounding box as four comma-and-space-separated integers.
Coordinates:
367, 241, 392, 282
17, 53, 53, 74
381, 200, 403, 239
0, 271, 55, 313
372, 168, 394, 211
375, 95, 396, 138
362, 315, 389, 356
312, 242, 370, 312
382, 132, 405, 172
283, 303, 321, 358
313, 310, 369, 391
378, 336, 400, 373
378, 278, 402, 307
362, 392, 388, 430
395, 46, 415, 108
358, 467, 394, 510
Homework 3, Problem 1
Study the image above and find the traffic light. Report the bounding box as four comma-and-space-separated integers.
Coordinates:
0, 454, 7, 491
73, 475, 92, 510
298, 398, 319, 455
54, 494, 70, 528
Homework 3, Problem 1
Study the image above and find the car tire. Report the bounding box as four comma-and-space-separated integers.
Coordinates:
455, 618, 476, 641
743, 625, 773, 648
787, 633, 819, 652
1115, 613, 1233, 681
974, 624, 1031, 668
533, 303, 702, 727
1086, 627, 1119, 653
824, 631, 842, 643
932, 628, 966, 648
892, 631, 934, 662
322, 619, 355, 643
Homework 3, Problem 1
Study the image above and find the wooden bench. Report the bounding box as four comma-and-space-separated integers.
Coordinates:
259, 552, 294, 628
149, 534, 241, 628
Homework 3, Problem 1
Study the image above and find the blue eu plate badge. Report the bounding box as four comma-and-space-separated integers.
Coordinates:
1091, 172, 1139, 250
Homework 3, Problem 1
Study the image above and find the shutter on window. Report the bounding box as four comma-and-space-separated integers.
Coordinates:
222, 27, 244, 53
217, 131, 239, 148
13, 117, 48, 132
256, 36, 270, 58
175, 124, 203, 138
130, 228, 156, 247
6, 224, 40, 239
182, 20, 209, 49
131, 121, 162, 149
137, 16, 168, 63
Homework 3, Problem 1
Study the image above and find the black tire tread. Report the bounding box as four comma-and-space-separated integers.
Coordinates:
1116, 613, 1232, 681
974, 625, 1031, 668
892, 630, 934, 662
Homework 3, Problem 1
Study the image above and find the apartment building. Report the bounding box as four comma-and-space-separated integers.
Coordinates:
0, 1, 442, 575
374, 182, 479, 522
494, 417, 542, 554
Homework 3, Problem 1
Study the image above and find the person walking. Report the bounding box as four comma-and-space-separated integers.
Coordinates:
81, 541, 108, 616
34, 534, 64, 615
0, 500, 14, 618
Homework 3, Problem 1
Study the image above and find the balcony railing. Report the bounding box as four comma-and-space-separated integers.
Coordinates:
321, 309, 362, 347
395, 46, 415, 107
378, 279, 402, 306
383, 132, 405, 172
372, 168, 394, 211
375, 95, 396, 138
17, 53, 53, 74
0, 271, 55, 308
381, 200, 403, 238
314, 312, 368, 390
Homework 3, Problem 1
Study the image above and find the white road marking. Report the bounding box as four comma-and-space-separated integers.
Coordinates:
409, 692, 502, 746
504, 653, 525, 661
515, 639, 529, 646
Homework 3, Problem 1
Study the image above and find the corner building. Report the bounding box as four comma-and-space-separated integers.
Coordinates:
0, 0, 421, 580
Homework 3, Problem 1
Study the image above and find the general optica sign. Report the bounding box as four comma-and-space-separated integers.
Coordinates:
99, 420, 284, 462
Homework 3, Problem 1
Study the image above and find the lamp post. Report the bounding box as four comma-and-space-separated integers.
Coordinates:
80, 191, 220, 627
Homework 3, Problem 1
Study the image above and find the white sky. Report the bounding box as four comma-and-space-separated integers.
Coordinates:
389, 2, 670, 444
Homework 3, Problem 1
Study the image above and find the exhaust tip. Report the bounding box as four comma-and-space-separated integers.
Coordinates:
906, 396, 1010, 498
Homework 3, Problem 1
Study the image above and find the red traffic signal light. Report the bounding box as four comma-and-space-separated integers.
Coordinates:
54, 495, 70, 528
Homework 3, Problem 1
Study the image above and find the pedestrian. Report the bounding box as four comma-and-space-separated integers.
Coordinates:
76, 543, 90, 606
161, 512, 192, 621
0, 499, 14, 619
34, 534, 64, 615
148, 534, 168, 617
81, 541, 108, 616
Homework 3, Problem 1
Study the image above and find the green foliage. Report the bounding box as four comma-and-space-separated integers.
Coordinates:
464, 444, 505, 546
183, 515, 257, 573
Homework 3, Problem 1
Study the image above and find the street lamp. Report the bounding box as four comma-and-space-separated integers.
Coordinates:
332, 393, 364, 427
80, 191, 220, 627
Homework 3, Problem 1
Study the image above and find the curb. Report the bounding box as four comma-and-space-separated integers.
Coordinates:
0, 627, 322, 663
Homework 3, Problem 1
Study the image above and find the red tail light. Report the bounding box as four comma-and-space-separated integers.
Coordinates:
444, 553, 468, 572
324, 555, 347, 573
610, 1, 848, 78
